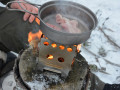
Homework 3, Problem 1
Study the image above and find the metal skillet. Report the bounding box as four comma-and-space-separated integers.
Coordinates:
6, 0, 98, 45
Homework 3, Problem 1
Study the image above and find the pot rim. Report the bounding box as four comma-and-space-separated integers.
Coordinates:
38, 0, 98, 36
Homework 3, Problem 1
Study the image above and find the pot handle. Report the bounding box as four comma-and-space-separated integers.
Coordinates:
6, 0, 41, 16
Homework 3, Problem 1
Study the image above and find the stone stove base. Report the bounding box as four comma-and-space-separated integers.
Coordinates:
14, 48, 89, 90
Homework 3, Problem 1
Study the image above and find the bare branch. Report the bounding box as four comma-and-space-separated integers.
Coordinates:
102, 17, 109, 26
98, 26, 120, 49
104, 27, 114, 32
82, 46, 120, 67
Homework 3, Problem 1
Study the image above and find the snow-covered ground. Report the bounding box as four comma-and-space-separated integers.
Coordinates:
0, 0, 120, 89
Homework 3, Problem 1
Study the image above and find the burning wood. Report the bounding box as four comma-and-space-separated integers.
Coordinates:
29, 39, 40, 55
28, 30, 42, 54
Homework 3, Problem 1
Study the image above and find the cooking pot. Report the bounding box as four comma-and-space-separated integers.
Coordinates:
6, 0, 98, 45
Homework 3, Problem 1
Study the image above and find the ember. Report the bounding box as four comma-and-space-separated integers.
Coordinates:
51, 43, 57, 48
71, 58, 75, 66
47, 54, 53, 60
59, 45, 65, 50
43, 41, 49, 46
77, 44, 81, 52
67, 47, 73, 52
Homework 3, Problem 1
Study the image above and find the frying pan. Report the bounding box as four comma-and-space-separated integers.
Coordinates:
6, 0, 98, 45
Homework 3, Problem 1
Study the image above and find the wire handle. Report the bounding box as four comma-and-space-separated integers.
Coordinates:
6, 0, 41, 16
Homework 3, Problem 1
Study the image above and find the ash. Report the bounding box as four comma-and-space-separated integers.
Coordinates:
27, 71, 65, 90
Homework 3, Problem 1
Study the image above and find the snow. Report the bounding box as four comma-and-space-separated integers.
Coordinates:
0, 0, 120, 89
0, 3, 5, 7
1, 72, 16, 90
27, 81, 46, 90
27, 72, 64, 90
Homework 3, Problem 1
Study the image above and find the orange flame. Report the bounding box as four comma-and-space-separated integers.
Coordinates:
77, 44, 81, 52
71, 59, 75, 66
35, 18, 40, 25
51, 43, 57, 48
67, 48, 73, 52
44, 42, 49, 46
28, 30, 42, 43
59, 45, 65, 50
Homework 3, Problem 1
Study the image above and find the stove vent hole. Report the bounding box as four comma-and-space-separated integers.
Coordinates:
59, 45, 65, 50
67, 48, 73, 52
74, 45, 77, 47
44, 42, 49, 46
58, 57, 64, 62
51, 43, 57, 48
47, 54, 53, 60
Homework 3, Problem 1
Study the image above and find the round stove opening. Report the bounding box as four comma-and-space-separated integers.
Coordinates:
58, 57, 64, 62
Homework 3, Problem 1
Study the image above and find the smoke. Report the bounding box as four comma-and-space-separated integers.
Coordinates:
52, 0, 89, 33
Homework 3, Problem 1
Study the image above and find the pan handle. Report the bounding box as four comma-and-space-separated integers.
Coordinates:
6, 0, 41, 16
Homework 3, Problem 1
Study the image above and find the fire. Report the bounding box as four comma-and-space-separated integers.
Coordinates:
51, 43, 57, 48
77, 44, 81, 52
67, 48, 72, 52
71, 59, 75, 66
44, 42, 49, 46
28, 30, 42, 43
35, 18, 40, 25
47, 55, 53, 60
42, 35, 48, 39
59, 45, 65, 50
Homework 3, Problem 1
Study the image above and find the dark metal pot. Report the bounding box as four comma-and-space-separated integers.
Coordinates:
6, 0, 98, 45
